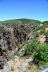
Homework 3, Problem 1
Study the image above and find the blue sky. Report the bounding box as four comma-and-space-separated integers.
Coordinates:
0, 0, 48, 21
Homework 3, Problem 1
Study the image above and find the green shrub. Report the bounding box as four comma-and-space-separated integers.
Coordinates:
32, 43, 48, 65
34, 31, 40, 37
22, 39, 39, 56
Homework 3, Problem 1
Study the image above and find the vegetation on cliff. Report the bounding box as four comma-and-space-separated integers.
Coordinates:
0, 18, 48, 70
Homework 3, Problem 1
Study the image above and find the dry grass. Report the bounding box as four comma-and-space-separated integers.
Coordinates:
26, 65, 40, 72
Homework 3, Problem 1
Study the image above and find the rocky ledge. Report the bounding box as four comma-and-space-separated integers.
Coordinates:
0, 56, 32, 72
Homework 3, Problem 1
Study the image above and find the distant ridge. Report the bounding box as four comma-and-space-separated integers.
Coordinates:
0, 18, 48, 26
0, 18, 41, 26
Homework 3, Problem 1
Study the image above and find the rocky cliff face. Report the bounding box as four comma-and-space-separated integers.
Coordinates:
0, 25, 33, 69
